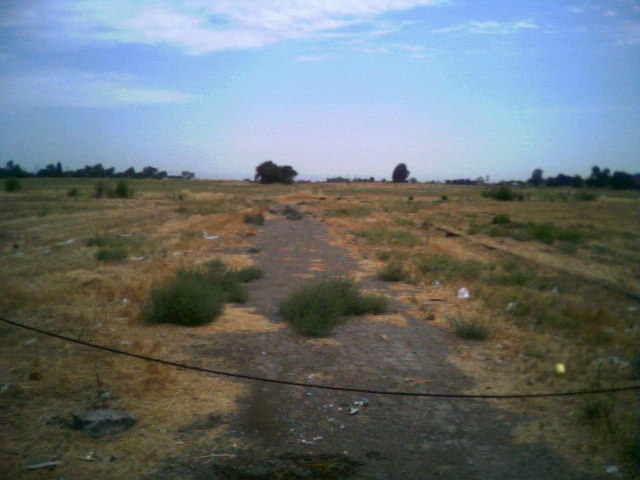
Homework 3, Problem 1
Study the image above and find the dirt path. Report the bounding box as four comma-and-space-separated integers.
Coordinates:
143, 208, 606, 480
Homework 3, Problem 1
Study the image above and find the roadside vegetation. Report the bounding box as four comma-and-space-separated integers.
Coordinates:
279, 276, 387, 336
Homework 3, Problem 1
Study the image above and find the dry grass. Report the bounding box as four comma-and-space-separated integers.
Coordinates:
1, 180, 638, 479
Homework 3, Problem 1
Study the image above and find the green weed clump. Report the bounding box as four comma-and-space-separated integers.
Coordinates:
482, 184, 516, 201
4, 178, 22, 192
283, 205, 303, 220
145, 260, 263, 326
377, 260, 408, 282
96, 246, 128, 261
87, 233, 130, 261
279, 277, 387, 337
243, 212, 265, 225
417, 254, 483, 282
355, 226, 421, 247
450, 318, 490, 340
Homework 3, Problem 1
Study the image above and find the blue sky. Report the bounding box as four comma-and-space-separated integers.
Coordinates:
1, 0, 638, 181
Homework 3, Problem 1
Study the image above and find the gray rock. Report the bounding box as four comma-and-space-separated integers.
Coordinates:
71, 408, 137, 437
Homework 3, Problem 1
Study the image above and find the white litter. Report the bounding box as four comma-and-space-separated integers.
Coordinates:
457, 287, 470, 299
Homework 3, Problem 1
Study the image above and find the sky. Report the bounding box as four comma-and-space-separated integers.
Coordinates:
0, 1, 638, 182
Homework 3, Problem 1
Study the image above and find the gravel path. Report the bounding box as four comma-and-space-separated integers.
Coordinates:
142, 208, 606, 480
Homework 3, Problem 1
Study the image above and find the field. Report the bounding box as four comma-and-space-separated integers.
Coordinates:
1, 178, 638, 479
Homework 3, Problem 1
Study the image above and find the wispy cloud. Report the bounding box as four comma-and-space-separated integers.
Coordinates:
2, 1, 448, 55
0, 70, 194, 108
432, 19, 538, 35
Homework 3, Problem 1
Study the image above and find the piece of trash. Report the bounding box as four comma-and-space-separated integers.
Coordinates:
349, 406, 359, 415
201, 231, 219, 240
21, 461, 61, 471
353, 398, 369, 408
555, 363, 566, 375
433, 280, 442, 287
457, 288, 470, 299
121, 340, 132, 346
54, 238, 75, 246
506, 302, 517, 312
551, 286, 559, 294
121, 298, 128, 306
604, 465, 621, 476
23, 337, 37, 346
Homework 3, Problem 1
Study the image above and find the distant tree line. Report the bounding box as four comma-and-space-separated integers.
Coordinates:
0, 161, 192, 180
527, 166, 638, 190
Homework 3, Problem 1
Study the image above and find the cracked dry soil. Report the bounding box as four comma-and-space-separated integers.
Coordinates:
142, 209, 607, 480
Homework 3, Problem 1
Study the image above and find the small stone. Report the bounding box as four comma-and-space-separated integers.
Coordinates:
71, 408, 137, 437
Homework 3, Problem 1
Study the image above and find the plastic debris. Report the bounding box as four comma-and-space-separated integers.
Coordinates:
54, 238, 75, 246
21, 461, 61, 471
506, 302, 517, 312
348, 398, 369, 415
201, 231, 219, 240
604, 465, 621, 476
456, 288, 470, 299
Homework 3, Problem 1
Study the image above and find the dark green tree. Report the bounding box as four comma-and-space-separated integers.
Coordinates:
392, 163, 410, 183
254, 161, 298, 184
528, 168, 544, 186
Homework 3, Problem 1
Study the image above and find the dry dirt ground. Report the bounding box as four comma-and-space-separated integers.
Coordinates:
140, 207, 612, 480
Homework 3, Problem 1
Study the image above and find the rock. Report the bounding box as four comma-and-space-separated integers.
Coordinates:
71, 408, 137, 437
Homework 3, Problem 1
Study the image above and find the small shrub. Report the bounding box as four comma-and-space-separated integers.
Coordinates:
279, 277, 387, 337
283, 205, 303, 220
67, 187, 80, 197
483, 185, 515, 201
450, 318, 490, 340
377, 260, 407, 282
145, 260, 263, 326
356, 226, 421, 247
94, 180, 107, 198
4, 178, 22, 192
114, 180, 133, 199
234, 265, 264, 283
492, 214, 511, 225
417, 254, 483, 282
145, 275, 226, 326
244, 212, 265, 225
96, 246, 128, 261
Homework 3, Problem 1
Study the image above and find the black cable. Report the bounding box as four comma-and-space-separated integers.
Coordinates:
1, 315, 638, 399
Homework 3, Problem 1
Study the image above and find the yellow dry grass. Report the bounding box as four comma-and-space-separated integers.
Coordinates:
1, 180, 638, 479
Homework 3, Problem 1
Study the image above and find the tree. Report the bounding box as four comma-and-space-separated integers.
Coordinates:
254, 161, 297, 184
392, 163, 410, 183
528, 168, 544, 186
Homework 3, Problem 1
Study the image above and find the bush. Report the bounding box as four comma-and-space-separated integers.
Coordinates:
377, 260, 408, 282
114, 180, 133, 199
417, 254, 483, 282
94, 180, 107, 198
145, 275, 226, 326
483, 185, 516, 201
244, 212, 265, 225
279, 277, 387, 337
492, 214, 511, 225
450, 318, 490, 340
96, 246, 128, 261
4, 178, 22, 192
67, 187, 80, 197
145, 260, 263, 326
283, 205, 303, 220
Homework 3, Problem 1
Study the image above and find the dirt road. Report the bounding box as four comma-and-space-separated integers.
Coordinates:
142, 209, 607, 479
